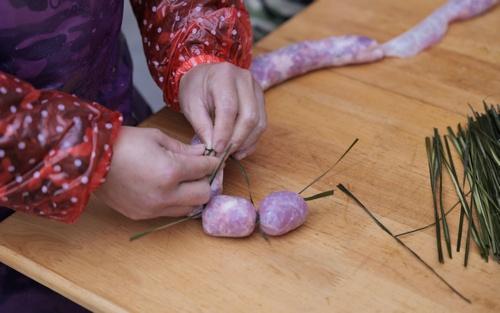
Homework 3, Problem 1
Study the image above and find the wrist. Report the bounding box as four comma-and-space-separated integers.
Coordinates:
176, 55, 226, 81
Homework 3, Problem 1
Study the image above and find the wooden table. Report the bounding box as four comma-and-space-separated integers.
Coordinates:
1, 0, 499, 312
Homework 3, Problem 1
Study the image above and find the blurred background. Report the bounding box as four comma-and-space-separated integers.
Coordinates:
121, 0, 313, 113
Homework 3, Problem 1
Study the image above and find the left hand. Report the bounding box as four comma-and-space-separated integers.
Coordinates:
94, 127, 219, 220
179, 62, 267, 159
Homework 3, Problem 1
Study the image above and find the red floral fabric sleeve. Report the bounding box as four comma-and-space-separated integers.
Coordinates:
0, 72, 122, 223
131, 0, 253, 111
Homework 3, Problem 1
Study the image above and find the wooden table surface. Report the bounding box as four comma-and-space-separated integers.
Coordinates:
1, 0, 499, 312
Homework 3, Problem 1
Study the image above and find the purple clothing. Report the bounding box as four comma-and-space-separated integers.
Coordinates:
0, 0, 151, 125
0, 1, 150, 312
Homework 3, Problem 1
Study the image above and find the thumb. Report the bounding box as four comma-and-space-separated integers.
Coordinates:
152, 129, 205, 155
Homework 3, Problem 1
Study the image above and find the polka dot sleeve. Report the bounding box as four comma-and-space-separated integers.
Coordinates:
131, 0, 253, 111
0, 72, 122, 223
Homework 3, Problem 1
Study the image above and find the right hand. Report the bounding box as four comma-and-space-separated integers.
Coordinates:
179, 62, 267, 159
95, 126, 219, 220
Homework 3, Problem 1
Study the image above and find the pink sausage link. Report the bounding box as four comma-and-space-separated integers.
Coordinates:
382, 0, 499, 58
259, 191, 308, 236
202, 195, 257, 237
250, 35, 384, 90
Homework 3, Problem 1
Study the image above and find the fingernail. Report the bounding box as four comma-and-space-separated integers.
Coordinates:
234, 152, 245, 160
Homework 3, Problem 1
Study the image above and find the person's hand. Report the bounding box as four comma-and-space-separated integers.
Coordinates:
179, 62, 267, 159
95, 126, 219, 220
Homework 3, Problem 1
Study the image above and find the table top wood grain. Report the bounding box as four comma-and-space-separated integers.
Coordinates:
1, 0, 499, 312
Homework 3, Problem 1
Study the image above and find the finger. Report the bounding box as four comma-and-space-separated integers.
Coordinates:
212, 78, 238, 154
227, 76, 259, 154
151, 128, 205, 155
233, 143, 257, 160
174, 154, 220, 181
236, 82, 267, 154
181, 96, 214, 148
170, 179, 213, 207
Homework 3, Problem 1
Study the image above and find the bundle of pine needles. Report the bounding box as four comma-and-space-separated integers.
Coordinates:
426, 103, 499, 266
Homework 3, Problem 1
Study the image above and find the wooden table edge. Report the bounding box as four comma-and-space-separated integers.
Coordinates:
0, 245, 129, 313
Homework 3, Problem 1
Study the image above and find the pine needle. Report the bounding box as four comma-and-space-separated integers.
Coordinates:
337, 184, 471, 304
130, 216, 192, 241
434, 131, 453, 259
298, 138, 359, 195
230, 156, 254, 204
303, 190, 334, 201
426, 136, 444, 263
394, 191, 471, 238
426, 104, 499, 264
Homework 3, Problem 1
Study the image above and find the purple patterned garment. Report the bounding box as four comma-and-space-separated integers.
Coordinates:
0, 1, 151, 312
0, 0, 151, 124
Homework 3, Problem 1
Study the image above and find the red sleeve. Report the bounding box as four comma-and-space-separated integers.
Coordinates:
131, 0, 253, 111
0, 71, 122, 223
